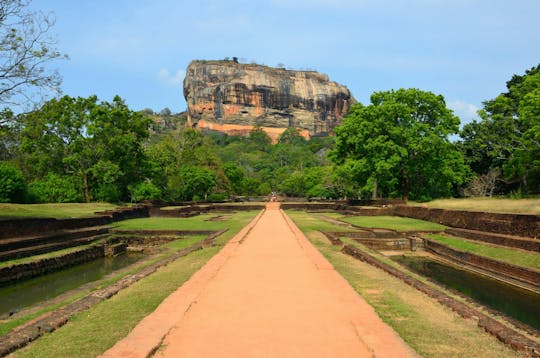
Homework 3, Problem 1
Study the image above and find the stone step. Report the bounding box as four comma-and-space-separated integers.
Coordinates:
0, 234, 108, 262
0, 227, 109, 252
445, 227, 540, 253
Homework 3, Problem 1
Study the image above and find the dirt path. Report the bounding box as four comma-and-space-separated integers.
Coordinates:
102, 203, 417, 357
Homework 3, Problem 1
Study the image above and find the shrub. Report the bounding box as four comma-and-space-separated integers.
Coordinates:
129, 181, 161, 202
207, 193, 227, 202
28, 173, 82, 203
0, 162, 26, 203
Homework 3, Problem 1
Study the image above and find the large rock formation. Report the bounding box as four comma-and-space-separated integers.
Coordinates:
183, 60, 355, 141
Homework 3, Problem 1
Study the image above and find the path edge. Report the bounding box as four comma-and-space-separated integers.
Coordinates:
100, 208, 266, 358
280, 209, 420, 358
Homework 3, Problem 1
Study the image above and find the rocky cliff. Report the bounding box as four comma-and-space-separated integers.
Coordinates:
183, 60, 355, 141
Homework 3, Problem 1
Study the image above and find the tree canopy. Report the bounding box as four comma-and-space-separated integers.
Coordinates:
0, 0, 65, 106
332, 88, 467, 201
18, 95, 151, 202
459, 64, 540, 194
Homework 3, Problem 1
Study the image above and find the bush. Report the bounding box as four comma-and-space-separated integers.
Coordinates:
93, 183, 122, 203
129, 181, 161, 202
0, 162, 26, 203
28, 173, 82, 203
207, 193, 227, 202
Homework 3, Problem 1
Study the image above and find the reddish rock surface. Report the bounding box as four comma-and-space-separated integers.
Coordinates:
183, 60, 355, 139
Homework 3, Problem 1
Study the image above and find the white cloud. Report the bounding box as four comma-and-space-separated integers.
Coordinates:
158, 69, 185, 87
447, 100, 480, 125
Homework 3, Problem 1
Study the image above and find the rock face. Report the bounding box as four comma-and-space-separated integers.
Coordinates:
183, 60, 355, 141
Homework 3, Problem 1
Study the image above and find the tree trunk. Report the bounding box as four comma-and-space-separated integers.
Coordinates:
372, 179, 378, 200
83, 172, 91, 203
402, 171, 409, 202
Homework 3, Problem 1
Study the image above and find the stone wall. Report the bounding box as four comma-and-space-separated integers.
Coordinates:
151, 204, 265, 217
393, 205, 539, 238
0, 205, 149, 240
445, 228, 540, 253
280, 203, 391, 215
0, 244, 105, 285
424, 239, 540, 288
342, 244, 540, 355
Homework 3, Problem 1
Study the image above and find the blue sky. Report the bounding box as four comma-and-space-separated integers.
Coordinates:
31, 0, 540, 125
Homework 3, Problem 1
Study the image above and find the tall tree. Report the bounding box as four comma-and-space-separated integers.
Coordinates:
0, 0, 66, 105
19, 95, 151, 202
460, 64, 540, 193
332, 89, 466, 201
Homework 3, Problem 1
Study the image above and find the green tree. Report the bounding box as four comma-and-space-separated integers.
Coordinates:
223, 162, 245, 195
460, 64, 540, 193
28, 172, 81, 203
0, 108, 20, 160
175, 165, 217, 201
19, 95, 151, 202
332, 89, 466, 201
129, 181, 161, 202
0, 0, 66, 105
0, 161, 25, 202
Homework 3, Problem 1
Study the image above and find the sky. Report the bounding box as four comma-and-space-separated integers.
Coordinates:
29, 0, 540, 126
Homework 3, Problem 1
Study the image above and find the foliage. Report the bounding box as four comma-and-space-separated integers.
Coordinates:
463, 169, 500, 197
0, 108, 20, 160
28, 172, 82, 203
0, 0, 66, 105
459, 64, 540, 194
18, 95, 151, 202
0, 161, 25, 202
332, 88, 467, 201
174, 165, 216, 201
129, 181, 161, 202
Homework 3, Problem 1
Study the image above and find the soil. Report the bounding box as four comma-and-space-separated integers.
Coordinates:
101, 203, 417, 357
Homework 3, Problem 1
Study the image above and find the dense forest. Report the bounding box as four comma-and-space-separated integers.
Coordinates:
0, 64, 539, 204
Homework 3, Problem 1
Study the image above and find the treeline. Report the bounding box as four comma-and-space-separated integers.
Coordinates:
0, 64, 538, 203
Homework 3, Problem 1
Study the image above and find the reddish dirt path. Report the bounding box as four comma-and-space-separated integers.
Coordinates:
102, 203, 417, 357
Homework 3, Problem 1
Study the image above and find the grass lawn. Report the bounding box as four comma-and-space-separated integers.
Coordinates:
427, 234, 540, 270
0, 203, 118, 219
410, 198, 540, 215
286, 210, 520, 358
10, 210, 259, 357
340, 215, 445, 231
114, 211, 259, 232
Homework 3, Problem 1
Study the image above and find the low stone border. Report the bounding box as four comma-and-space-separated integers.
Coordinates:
0, 229, 227, 357
393, 205, 539, 238
150, 204, 265, 217
424, 239, 540, 288
342, 244, 540, 356
0, 205, 149, 240
0, 242, 108, 286
445, 228, 540, 253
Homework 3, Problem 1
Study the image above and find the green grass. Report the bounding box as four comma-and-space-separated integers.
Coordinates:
10, 210, 259, 357
427, 234, 540, 270
284, 211, 356, 233
340, 215, 445, 231
410, 198, 540, 215
0, 203, 118, 219
286, 210, 519, 358
0, 240, 107, 269
12, 248, 220, 358
114, 211, 259, 232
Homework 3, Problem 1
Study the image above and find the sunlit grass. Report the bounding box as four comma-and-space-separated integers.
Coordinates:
427, 234, 540, 270
410, 198, 540, 215
340, 215, 445, 231
0, 203, 118, 219
285, 211, 519, 357
7, 210, 260, 357
114, 211, 259, 233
